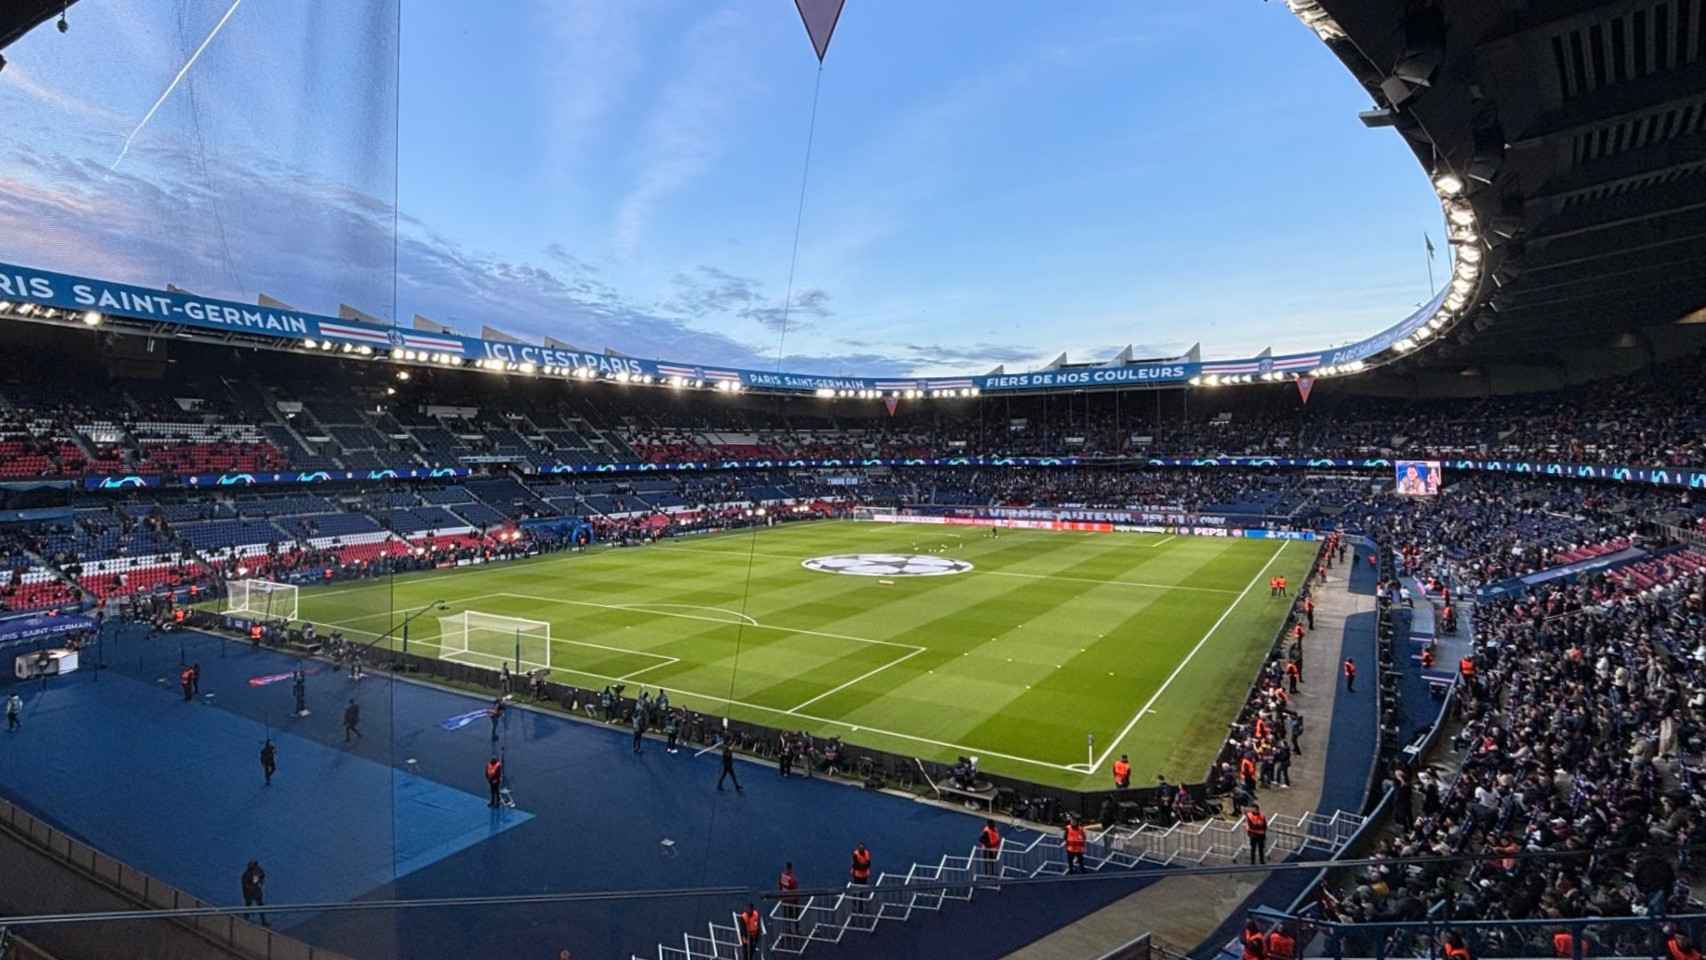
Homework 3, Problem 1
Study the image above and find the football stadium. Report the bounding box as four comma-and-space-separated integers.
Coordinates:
2, 2, 1706, 959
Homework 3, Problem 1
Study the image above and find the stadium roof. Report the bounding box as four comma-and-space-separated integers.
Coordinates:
1300, 0, 1706, 374
0, 0, 76, 52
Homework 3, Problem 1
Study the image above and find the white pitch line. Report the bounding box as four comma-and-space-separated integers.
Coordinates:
1151, 534, 1178, 547
616, 658, 681, 682
785, 648, 927, 714
301, 609, 1075, 771
610, 602, 758, 626
1088, 540, 1290, 773
659, 542, 1241, 594
980, 569, 1238, 595
498, 592, 925, 652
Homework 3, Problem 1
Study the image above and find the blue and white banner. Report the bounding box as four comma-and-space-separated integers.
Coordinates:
82, 467, 469, 491
0, 260, 1382, 395
0, 613, 97, 650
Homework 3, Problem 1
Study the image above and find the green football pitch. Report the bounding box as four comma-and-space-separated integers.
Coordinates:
288, 520, 1316, 790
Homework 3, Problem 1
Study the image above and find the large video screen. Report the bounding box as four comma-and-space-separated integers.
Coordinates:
1395, 460, 1442, 496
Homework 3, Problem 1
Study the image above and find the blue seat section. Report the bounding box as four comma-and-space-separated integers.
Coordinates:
173, 518, 284, 550
417, 485, 475, 505
236, 494, 337, 517
387, 506, 465, 533
453, 502, 507, 527
278, 512, 385, 539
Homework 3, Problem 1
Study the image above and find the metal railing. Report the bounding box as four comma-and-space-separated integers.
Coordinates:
0, 797, 352, 960
636, 811, 1364, 958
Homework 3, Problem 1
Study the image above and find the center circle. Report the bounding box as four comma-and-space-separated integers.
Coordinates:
800, 553, 975, 577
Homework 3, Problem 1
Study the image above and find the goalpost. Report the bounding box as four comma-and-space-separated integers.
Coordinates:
850, 506, 892, 522
225, 579, 299, 621
438, 611, 552, 674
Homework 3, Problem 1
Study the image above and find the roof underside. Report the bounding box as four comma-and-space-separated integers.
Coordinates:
0, 1, 74, 52
1313, 0, 1706, 373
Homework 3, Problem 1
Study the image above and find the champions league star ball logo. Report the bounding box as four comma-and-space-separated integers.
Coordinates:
801, 554, 974, 577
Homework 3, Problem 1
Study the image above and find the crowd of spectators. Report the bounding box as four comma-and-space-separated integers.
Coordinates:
1321, 504, 1706, 949
6, 341, 1706, 481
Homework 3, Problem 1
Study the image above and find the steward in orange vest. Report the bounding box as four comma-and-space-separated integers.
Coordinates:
1244, 804, 1269, 864
484, 756, 503, 808
1112, 755, 1131, 788
1265, 926, 1296, 960
737, 904, 762, 960
1063, 819, 1087, 873
1241, 921, 1266, 960
849, 843, 872, 884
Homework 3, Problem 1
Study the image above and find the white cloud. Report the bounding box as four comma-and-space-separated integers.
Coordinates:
612, 5, 758, 255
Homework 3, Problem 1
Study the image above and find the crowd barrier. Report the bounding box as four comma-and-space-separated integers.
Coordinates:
0, 795, 352, 960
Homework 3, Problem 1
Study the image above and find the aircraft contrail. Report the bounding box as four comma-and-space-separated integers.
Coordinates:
110, 0, 244, 171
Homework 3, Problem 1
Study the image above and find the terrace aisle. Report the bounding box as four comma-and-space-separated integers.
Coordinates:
1008, 544, 1378, 959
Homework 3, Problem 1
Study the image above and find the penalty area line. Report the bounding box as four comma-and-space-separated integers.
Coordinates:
785, 648, 926, 714
299, 611, 1073, 772
1087, 540, 1290, 773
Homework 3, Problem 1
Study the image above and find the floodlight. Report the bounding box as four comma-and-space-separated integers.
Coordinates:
396, 371, 410, 381
81, 310, 102, 326
1433, 173, 1465, 197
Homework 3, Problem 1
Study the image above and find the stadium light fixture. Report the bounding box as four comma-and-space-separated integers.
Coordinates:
322, 341, 335, 352
1448, 203, 1476, 227
302, 338, 317, 349
1433, 172, 1465, 197
81, 310, 103, 327
1458, 245, 1483, 264
396, 371, 410, 381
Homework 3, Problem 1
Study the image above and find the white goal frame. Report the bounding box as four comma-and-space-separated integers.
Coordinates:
438, 611, 552, 674
225, 579, 299, 621
850, 506, 891, 521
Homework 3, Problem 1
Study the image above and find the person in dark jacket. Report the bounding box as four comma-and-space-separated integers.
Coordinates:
1634, 851, 1675, 916
343, 698, 361, 742
240, 859, 268, 926
259, 739, 276, 786
717, 739, 743, 793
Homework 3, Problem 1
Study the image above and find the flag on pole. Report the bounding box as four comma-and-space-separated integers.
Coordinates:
1425, 233, 1436, 260
794, 0, 847, 62
1297, 377, 1316, 405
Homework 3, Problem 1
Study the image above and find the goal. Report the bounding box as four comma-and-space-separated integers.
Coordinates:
850, 506, 892, 522
225, 579, 299, 621
438, 611, 552, 673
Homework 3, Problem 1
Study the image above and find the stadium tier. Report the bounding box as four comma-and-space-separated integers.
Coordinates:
5, 0, 1706, 956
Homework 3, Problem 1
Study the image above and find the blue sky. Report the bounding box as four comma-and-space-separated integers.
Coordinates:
0, 0, 1443, 376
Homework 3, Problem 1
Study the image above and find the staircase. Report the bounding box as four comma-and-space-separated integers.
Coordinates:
634, 810, 1365, 959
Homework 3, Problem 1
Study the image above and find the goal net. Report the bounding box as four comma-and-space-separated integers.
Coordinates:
850, 505, 893, 522
225, 579, 299, 621
438, 611, 552, 673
